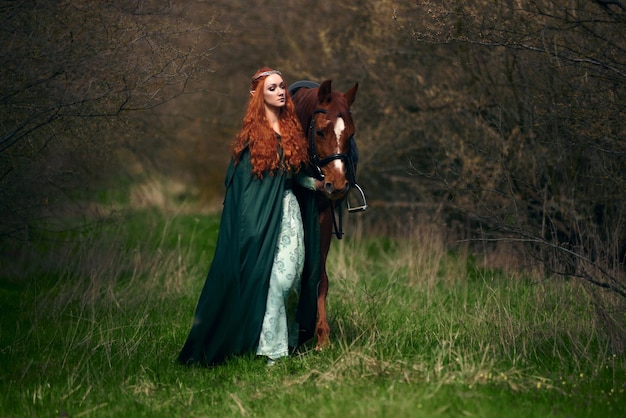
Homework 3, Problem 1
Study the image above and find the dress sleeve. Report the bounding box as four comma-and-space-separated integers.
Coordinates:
294, 171, 317, 191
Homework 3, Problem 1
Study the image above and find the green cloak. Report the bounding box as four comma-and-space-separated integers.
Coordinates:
177, 149, 320, 366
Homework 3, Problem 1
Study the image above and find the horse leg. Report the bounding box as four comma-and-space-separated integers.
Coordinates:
315, 205, 333, 350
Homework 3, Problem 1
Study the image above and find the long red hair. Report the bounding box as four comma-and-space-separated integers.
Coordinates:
231, 67, 309, 178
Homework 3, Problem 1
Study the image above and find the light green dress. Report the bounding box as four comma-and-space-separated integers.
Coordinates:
256, 173, 317, 360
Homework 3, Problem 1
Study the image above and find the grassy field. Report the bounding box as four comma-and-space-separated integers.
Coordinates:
1, 207, 624, 417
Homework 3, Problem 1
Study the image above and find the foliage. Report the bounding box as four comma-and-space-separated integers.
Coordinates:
1, 209, 625, 417
383, 0, 626, 350
0, 0, 217, 240
2, 0, 625, 396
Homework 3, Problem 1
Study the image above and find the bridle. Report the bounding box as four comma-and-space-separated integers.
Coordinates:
307, 108, 356, 186
307, 108, 367, 239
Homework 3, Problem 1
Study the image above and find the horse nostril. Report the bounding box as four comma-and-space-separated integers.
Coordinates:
325, 182, 334, 194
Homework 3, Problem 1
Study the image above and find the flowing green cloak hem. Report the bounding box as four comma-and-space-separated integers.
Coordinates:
177, 150, 320, 366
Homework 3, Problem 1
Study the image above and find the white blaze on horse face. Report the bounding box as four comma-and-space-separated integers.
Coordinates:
331, 117, 346, 173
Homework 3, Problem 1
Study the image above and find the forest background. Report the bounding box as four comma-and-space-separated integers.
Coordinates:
1, 1, 626, 416
1, 0, 625, 388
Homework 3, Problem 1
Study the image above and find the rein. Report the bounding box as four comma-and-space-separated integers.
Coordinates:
307, 108, 366, 239
307, 108, 356, 185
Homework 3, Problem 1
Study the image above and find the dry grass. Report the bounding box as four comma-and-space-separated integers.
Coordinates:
1, 203, 624, 417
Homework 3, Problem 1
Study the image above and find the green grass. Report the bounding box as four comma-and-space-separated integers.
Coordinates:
1, 208, 624, 417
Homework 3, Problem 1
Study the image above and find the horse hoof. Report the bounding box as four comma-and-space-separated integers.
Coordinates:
314, 339, 331, 352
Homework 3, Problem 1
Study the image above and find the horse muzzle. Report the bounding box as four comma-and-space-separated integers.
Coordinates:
323, 179, 349, 200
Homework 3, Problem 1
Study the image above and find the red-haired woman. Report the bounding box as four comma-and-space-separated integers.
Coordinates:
177, 68, 323, 366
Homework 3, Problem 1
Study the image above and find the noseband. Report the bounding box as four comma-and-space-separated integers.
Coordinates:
307, 108, 357, 187
308, 108, 367, 239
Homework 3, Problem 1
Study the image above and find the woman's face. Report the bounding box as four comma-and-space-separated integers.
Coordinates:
262, 74, 286, 109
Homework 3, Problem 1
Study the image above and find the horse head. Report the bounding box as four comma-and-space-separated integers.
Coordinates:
293, 79, 359, 201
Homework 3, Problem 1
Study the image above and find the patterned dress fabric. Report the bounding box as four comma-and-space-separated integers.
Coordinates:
256, 189, 305, 360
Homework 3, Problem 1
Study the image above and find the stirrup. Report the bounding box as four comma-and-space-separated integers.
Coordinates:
347, 183, 368, 212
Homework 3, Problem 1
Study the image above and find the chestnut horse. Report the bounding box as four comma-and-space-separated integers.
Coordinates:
290, 79, 364, 350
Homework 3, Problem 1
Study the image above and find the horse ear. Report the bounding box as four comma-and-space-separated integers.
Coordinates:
343, 82, 359, 107
318, 80, 333, 104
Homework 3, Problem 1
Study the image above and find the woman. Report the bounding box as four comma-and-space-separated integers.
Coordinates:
177, 67, 322, 366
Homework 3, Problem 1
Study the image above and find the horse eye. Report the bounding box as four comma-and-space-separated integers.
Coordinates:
316, 129, 324, 137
